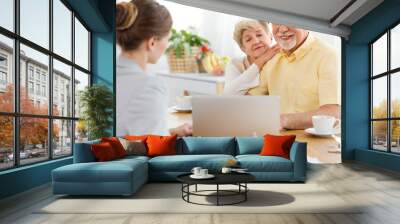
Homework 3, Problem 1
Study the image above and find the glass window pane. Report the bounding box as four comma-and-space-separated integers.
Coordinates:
391, 72, 400, 118
391, 24, 400, 70
53, 59, 72, 117
53, 0, 72, 60
0, 0, 14, 31
75, 18, 89, 70
372, 77, 387, 119
20, 44, 49, 115
20, 117, 49, 165
53, 119, 72, 158
0, 35, 14, 113
74, 69, 89, 118
75, 120, 88, 143
20, 0, 49, 49
391, 120, 400, 153
372, 33, 387, 76
372, 121, 388, 151
0, 116, 14, 170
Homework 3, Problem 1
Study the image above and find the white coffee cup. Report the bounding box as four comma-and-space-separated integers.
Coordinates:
200, 169, 208, 176
221, 167, 232, 174
175, 96, 192, 110
312, 115, 340, 134
191, 167, 202, 176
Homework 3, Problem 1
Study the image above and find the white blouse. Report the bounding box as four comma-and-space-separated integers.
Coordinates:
223, 57, 260, 95
116, 56, 170, 136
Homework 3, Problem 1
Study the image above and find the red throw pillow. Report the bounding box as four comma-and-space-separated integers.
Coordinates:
91, 142, 118, 162
101, 137, 127, 158
146, 135, 177, 157
260, 134, 296, 159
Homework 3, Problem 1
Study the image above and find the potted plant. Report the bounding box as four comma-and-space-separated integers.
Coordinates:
166, 28, 209, 73
79, 84, 113, 140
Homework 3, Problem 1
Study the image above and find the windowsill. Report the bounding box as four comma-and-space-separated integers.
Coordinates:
0, 156, 72, 175
355, 148, 400, 172
357, 148, 400, 156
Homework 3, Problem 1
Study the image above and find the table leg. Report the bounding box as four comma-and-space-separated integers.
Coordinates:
195, 184, 197, 192
245, 183, 247, 201
217, 184, 219, 206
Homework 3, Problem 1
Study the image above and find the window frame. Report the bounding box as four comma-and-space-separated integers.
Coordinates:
0, 0, 92, 171
370, 21, 400, 154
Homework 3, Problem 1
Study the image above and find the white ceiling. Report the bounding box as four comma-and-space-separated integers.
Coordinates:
225, 0, 352, 22
165, 0, 384, 38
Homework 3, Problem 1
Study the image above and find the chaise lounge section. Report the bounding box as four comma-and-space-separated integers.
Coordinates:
52, 137, 307, 196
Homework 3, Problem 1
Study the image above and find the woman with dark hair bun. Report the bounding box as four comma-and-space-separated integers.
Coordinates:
116, 0, 192, 136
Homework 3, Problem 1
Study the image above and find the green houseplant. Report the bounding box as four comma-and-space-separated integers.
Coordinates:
166, 28, 210, 73
79, 84, 113, 140
167, 28, 209, 58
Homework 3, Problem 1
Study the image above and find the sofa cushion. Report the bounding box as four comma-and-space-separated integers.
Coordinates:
101, 137, 127, 158
147, 135, 177, 157
73, 139, 100, 163
236, 155, 293, 172
148, 154, 235, 172
235, 137, 263, 155
53, 158, 147, 183
260, 134, 296, 159
178, 137, 236, 155
119, 138, 147, 156
91, 142, 118, 162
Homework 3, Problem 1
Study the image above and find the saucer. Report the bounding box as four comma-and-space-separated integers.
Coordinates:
305, 128, 340, 137
173, 106, 192, 113
190, 174, 215, 179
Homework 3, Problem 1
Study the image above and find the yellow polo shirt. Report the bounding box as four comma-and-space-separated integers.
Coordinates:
248, 34, 339, 114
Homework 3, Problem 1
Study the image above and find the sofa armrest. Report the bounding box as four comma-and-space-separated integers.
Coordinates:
289, 141, 307, 181
73, 140, 100, 163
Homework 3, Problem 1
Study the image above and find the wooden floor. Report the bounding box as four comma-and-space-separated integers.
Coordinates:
0, 162, 400, 224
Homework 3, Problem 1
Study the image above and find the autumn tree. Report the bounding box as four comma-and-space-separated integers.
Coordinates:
372, 99, 400, 142
0, 84, 59, 152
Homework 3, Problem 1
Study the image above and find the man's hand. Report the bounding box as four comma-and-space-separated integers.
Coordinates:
169, 123, 193, 137
280, 104, 340, 130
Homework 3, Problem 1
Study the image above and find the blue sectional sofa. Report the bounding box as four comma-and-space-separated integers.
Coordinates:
52, 137, 307, 196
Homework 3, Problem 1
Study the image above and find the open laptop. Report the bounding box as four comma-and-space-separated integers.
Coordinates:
192, 96, 280, 137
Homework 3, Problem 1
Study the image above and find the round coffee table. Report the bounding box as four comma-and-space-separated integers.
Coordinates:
177, 173, 255, 206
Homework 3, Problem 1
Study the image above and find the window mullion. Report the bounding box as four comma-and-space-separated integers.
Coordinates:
387, 30, 391, 153
48, 0, 54, 160
13, 0, 21, 167
71, 11, 76, 154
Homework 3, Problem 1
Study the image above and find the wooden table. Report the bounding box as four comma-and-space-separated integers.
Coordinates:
167, 109, 341, 164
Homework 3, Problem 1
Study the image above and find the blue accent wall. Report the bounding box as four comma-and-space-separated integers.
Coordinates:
0, 158, 72, 199
91, 0, 116, 135
0, 0, 115, 200
344, 0, 400, 171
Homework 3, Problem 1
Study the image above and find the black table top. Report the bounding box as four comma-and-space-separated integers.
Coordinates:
177, 172, 255, 185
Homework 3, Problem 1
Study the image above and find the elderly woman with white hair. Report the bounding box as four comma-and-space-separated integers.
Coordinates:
223, 20, 280, 95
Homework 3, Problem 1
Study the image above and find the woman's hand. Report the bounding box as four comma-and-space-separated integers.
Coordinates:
254, 45, 280, 70
169, 123, 193, 137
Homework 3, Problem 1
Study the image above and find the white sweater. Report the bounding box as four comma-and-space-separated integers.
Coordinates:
116, 56, 169, 136
223, 57, 260, 95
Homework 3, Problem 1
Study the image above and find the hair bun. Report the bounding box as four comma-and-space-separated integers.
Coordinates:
116, 2, 138, 31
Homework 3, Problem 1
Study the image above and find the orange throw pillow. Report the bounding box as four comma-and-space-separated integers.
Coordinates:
146, 135, 177, 157
101, 137, 127, 158
91, 142, 117, 162
260, 134, 296, 159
